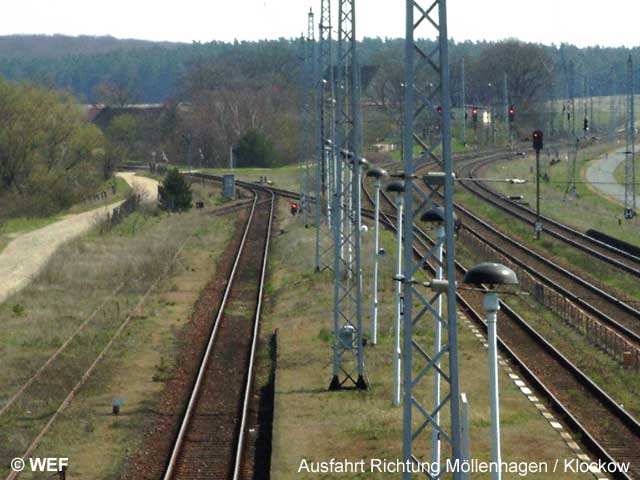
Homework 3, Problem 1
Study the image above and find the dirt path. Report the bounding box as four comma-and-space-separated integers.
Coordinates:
585, 147, 640, 207
116, 172, 159, 203
0, 173, 158, 304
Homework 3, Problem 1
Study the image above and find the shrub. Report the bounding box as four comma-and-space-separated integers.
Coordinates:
235, 129, 277, 168
158, 168, 192, 211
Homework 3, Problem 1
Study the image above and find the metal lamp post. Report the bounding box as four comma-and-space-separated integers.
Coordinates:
386, 180, 405, 406
352, 154, 368, 390
420, 206, 458, 470
366, 167, 388, 345
463, 263, 519, 480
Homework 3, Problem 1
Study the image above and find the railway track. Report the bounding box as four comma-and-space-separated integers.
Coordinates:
457, 152, 640, 278
185, 166, 640, 479
359, 173, 640, 479
418, 180, 640, 349
188, 168, 640, 477
3, 232, 194, 480
163, 188, 274, 480
401, 152, 640, 353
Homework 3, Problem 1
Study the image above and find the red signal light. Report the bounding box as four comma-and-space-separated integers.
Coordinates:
532, 130, 544, 151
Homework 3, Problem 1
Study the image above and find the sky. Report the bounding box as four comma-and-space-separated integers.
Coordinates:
3, 0, 639, 48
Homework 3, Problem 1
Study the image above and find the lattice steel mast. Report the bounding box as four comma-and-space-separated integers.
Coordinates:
319, 0, 335, 222
300, 10, 316, 227
403, 0, 463, 477
330, 0, 366, 390
460, 58, 465, 145
624, 54, 636, 219
609, 67, 616, 143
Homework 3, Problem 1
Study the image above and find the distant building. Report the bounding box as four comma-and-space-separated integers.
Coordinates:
84, 104, 166, 129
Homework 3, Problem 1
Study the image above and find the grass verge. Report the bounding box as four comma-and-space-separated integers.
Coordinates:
0, 181, 236, 478
0, 176, 133, 253
263, 201, 586, 479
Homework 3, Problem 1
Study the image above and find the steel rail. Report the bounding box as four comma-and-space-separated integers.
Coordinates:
6, 234, 194, 480
444, 193, 640, 346
194, 170, 640, 477
408, 156, 640, 345
232, 190, 275, 480
458, 154, 640, 276
162, 190, 260, 479
363, 176, 639, 480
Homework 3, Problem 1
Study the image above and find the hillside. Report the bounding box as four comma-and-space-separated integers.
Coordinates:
0, 34, 181, 59
0, 34, 638, 104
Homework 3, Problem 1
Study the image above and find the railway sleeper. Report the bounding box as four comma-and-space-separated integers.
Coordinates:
459, 228, 640, 369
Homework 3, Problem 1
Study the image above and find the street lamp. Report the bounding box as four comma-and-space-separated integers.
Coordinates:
420, 206, 458, 471
386, 180, 405, 406
463, 263, 519, 480
366, 166, 388, 346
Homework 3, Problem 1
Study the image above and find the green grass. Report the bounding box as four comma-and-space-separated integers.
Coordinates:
266, 200, 586, 479
0, 176, 133, 253
479, 141, 639, 248
455, 234, 640, 418
388, 136, 469, 161
0, 199, 236, 478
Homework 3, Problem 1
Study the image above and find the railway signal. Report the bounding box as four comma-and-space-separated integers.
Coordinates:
508, 105, 515, 122
472, 106, 478, 123
290, 203, 299, 215
583, 117, 589, 131
532, 130, 543, 151
532, 130, 544, 239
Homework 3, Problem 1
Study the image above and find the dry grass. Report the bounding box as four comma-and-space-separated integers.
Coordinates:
0, 182, 236, 478
0, 176, 133, 255
263, 201, 586, 479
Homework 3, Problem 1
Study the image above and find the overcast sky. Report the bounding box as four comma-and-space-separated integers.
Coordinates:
4, 0, 639, 48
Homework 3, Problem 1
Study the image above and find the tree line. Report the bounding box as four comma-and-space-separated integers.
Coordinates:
0, 34, 638, 210
0, 35, 637, 105
0, 78, 143, 219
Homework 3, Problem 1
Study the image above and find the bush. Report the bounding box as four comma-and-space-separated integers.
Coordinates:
158, 168, 192, 211
235, 129, 277, 167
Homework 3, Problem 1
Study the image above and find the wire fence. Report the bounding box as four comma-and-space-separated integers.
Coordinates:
460, 228, 640, 370
98, 194, 141, 234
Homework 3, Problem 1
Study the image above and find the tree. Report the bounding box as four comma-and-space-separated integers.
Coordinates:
158, 168, 192, 211
470, 40, 552, 105
0, 79, 103, 193
93, 80, 137, 107
103, 114, 140, 177
235, 129, 277, 168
